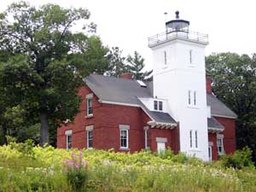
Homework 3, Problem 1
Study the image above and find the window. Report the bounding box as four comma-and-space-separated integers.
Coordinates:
217, 134, 224, 155
193, 91, 197, 105
189, 130, 198, 149
154, 100, 158, 110
159, 101, 163, 111
189, 130, 193, 148
164, 51, 167, 65
154, 100, 163, 111
119, 125, 129, 149
188, 90, 197, 107
188, 90, 192, 105
86, 94, 93, 116
87, 131, 93, 148
195, 130, 198, 148
86, 125, 93, 148
65, 130, 72, 149
189, 50, 193, 64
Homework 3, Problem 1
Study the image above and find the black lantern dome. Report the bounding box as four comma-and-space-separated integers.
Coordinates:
165, 11, 190, 33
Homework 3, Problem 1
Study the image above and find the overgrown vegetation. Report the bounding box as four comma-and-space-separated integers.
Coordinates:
0, 141, 255, 192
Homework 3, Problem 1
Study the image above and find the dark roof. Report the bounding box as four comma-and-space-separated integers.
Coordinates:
85, 74, 151, 106
208, 117, 224, 131
85, 74, 236, 123
149, 111, 176, 124
207, 94, 237, 119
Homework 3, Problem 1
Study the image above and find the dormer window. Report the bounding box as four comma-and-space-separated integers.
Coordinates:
154, 100, 163, 111
159, 101, 163, 111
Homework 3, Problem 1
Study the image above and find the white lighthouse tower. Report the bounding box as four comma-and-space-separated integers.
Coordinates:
148, 11, 209, 160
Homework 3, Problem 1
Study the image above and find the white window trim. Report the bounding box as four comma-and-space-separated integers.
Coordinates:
119, 125, 130, 150
154, 100, 164, 111
217, 134, 225, 155
86, 93, 93, 117
86, 125, 94, 149
65, 130, 72, 150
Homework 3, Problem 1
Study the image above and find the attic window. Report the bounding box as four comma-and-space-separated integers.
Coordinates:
137, 80, 147, 87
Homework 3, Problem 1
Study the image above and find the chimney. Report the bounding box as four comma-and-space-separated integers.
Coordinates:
206, 77, 212, 93
120, 72, 133, 80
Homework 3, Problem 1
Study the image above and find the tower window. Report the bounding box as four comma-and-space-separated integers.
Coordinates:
189, 130, 193, 148
195, 130, 198, 148
188, 90, 197, 107
164, 51, 167, 65
189, 50, 193, 64
188, 90, 191, 105
193, 91, 197, 105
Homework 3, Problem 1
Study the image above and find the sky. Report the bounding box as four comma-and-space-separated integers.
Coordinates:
1, 0, 256, 70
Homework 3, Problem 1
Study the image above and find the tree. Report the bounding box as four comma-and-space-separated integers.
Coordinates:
206, 52, 256, 162
68, 35, 110, 77
105, 47, 127, 77
126, 51, 152, 80
0, 2, 96, 145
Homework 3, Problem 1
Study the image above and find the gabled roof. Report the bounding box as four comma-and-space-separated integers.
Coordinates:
85, 74, 236, 127
85, 74, 151, 106
207, 94, 237, 119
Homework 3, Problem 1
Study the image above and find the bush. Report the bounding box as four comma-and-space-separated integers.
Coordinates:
221, 147, 255, 169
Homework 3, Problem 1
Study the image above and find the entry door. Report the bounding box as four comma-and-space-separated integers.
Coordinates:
157, 142, 166, 153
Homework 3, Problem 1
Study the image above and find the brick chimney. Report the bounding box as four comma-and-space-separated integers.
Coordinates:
206, 77, 212, 93
120, 72, 133, 80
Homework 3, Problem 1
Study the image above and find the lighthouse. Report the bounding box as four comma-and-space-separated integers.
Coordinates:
148, 11, 209, 160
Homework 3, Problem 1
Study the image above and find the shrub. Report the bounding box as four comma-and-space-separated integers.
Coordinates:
221, 147, 255, 169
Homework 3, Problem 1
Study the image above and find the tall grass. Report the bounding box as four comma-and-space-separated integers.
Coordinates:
0, 141, 255, 192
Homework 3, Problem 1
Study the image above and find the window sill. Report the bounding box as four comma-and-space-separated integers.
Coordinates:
189, 148, 200, 152
188, 64, 196, 68
86, 114, 94, 119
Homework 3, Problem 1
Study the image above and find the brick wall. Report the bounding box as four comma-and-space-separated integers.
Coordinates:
215, 117, 236, 154
208, 132, 218, 160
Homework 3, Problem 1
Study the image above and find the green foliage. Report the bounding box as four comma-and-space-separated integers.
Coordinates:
126, 51, 153, 80
221, 147, 254, 169
0, 2, 95, 145
7, 136, 35, 157
206, 52, 256, 162
0, 144, 256, 191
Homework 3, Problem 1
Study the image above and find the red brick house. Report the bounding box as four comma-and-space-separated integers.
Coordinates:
57, 12, 237, 161
57, 74, 236, 161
